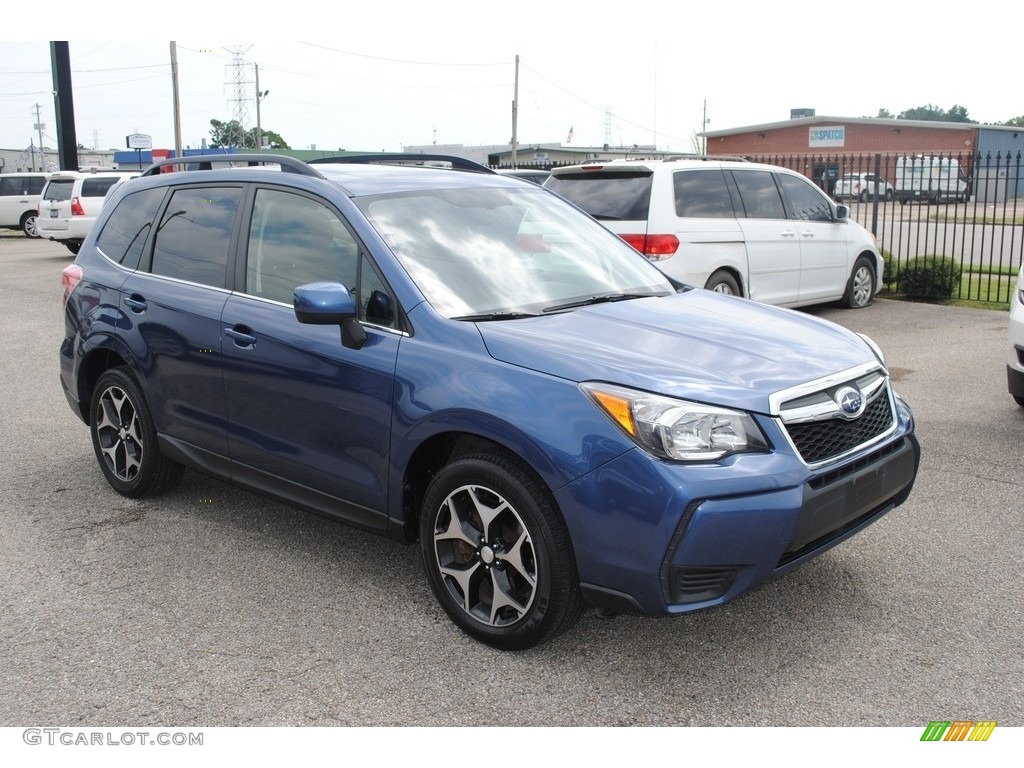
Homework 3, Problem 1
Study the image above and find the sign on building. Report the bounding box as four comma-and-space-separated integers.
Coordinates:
808, 126, 845, 148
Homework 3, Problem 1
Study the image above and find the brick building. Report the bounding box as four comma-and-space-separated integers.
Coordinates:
704, 115, 976, 157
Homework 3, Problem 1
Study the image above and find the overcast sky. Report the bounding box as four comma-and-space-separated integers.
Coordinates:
2, 1, 1019, 156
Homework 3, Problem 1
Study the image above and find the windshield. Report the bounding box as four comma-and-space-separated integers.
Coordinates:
356, 185, 674, 318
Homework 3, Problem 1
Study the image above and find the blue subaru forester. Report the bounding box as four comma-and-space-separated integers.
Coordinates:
60, 154, 919, 649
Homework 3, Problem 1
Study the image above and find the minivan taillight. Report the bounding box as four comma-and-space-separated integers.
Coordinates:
70, 197, 85, 216
618, 233, 679, 261
61, 264, 82, 306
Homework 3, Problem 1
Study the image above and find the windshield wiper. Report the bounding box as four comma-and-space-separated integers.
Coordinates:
452, 311, 539, 322
542, 292, 660, 313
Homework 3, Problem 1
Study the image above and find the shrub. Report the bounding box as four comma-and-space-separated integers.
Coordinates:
897, 256, 961, 300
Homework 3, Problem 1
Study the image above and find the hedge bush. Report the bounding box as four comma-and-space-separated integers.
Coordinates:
897, 256, 961, 300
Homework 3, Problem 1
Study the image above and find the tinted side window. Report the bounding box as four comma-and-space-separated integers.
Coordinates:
673, 169, 735, 218
81, 177, 123, 198
545, 172, 653, 221
0, 178, 16, 196
730, 170, 786, 219
26, 177, 45, 195
150, 187, 242, 288
245, 189, 359, 304
778, 174, 833, 222
95, 187, 166, 269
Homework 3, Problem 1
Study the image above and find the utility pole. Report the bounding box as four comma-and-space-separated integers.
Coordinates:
32, 104, 45, 171
511, 55, 519, 169
170, 42, 183, 160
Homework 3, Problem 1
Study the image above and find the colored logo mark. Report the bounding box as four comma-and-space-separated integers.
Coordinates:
920, 720, 996, 742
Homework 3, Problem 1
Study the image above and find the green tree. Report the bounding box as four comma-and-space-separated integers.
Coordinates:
1003, 115, 1024, 127
209, 118, 290, 149
897, 104, 976, 123
876, 108, 894, 119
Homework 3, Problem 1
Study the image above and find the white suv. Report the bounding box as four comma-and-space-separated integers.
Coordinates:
1008, 265, 1024, 408
0, 172, 49, 237
545, 158, 882, 309
37, 171, 139, 254
834, 172, 895, 202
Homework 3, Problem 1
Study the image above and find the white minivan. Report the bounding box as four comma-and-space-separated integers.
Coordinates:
0, 172, 49, 237
37, 170, 139, 254
545, 159, 882, 309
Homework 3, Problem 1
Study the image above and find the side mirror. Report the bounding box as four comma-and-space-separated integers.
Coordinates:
835, 203, 850, 221
293, 282, 366, 350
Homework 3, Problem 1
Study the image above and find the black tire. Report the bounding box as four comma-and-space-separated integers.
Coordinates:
65, 241, 81, 255
1014, 395, 1024, 409
885, 189, 894, 202
704, 270, 741, 297
842, 255, 875, 309
89, 367, 184, 498
21, 211, 39, 238
859, 190, 868, 202
419, 451, 584, 650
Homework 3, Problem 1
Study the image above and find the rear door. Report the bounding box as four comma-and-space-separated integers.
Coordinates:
729, 169, 802, 305
38, 176, 78, 234
119, 182, 244, 456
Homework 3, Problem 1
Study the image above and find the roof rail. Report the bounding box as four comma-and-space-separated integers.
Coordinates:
139, 153, 326, 178
309, 153, 496, 175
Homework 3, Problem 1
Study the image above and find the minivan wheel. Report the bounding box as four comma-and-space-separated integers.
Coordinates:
89, 367, 184, 498
419, 452, 583, 650
21, 212, 38, 238
843, 256, 875, 309
705, 270, 741, 297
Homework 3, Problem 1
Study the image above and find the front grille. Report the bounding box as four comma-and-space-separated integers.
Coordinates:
784, 393, 893, 464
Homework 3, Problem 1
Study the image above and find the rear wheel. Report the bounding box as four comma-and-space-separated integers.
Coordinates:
21, 212, 38, 238
419, 451, 583, 650
89, 367, 184, 498
1014, 395, 1024, 409
842, 256, 875, 309
704, 270, 741, 296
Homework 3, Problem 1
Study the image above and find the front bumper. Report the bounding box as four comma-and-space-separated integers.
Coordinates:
556, 399, 919, 615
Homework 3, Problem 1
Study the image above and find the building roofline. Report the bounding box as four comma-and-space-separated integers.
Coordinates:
704, 115, 980, 138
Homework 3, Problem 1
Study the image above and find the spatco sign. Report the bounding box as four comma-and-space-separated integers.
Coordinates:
808, 126, 845, 148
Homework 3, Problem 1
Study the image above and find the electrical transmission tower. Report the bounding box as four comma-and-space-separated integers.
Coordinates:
224, 45, 253, 148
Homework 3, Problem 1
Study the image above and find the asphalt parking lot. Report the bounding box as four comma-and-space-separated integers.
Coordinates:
1, 233, 1021, 727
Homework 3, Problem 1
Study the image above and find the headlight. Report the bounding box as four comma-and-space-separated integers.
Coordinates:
581, 383, 769, 461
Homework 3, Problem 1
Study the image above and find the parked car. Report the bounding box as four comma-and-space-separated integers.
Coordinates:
60, 153, 920, 650
834, 172, 894, 202
1008, 265, 1024, 408
545, 159, 883, 309
0, 172, 48, 237
37, 170, 139, 254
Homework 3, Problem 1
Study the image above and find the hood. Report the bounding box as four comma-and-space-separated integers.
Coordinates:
477, 291, 878, 414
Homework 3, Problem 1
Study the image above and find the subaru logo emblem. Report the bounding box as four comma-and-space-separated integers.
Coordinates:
835, 386, 865, 418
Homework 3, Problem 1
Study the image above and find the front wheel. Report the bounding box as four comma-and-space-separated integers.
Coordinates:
65, 240, 81, 255
89, 367, 184, 498
885, 189, 894, 202
419, 452, 583, 650
704, 270, 741, 296
842, 256, 875, 309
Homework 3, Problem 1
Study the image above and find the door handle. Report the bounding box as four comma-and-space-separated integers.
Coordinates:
225, 326, 257, 348
124, 295, 147, 313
